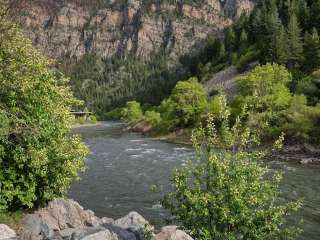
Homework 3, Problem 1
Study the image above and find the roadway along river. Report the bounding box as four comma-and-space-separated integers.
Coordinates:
69, 121, 320, 239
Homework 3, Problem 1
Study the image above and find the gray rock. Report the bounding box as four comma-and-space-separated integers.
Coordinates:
300, 158, 314, 164
103, 224, 136, 240
0, 224, 16, 240
68, 227, 105, 240
35, 199, 103, 230
19, 214, 54, 240
154, 226, 193, 240
114, 212, 151, 240
81, 230, 119, 240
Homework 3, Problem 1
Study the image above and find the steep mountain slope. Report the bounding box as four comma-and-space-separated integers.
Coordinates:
13, 0, 254, 113
15, 0, 253, 60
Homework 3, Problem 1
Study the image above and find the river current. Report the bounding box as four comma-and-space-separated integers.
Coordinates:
69, 122, 320, 239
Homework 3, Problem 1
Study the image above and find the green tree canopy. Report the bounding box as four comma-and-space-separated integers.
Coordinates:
163, 78, 208, 128
0, 20, 88, 210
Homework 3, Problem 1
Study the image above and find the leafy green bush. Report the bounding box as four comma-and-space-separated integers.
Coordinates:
121, 101, 144, 123
88, 115, 97, 124
144, 110, 161, 127
295, 72, 320, 105
233, 64, 293, 138
105, 108, 123, 120
163, 104, 302, 240
161, 78, 208, 129
279, 95, 320, 142
0, 24, 88, 210
78, 116, 86, 125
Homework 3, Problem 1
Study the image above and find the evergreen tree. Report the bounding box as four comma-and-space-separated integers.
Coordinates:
274, 24, 288, 65
303, 28, 320, 72
224, 28, 236, 53
239, 29, 248, 54
286, 11, 303, 69
310, 0, 320, 30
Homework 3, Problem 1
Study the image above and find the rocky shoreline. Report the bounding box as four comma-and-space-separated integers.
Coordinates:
0, 199, 193, 240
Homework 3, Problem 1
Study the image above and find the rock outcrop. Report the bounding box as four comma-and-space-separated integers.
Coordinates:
13, 0, 254, 60
0, 224, 16, 240
17, 199, 193, 240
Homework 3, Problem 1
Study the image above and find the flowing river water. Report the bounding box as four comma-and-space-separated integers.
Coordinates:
69, 122, 320, 240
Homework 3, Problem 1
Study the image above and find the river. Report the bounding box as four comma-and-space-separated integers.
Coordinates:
69, 121, 320, 239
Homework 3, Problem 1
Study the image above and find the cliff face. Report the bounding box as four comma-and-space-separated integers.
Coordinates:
15, 0, 254, 60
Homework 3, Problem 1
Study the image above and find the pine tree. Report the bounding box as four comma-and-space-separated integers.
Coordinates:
303, 28, 320, 72
286, 11, 303, 69
239, 29, 248, 54
274, 24, 288, 65
310, 0, 320, 30
262, 5, 282, 63
224, 27, 236, 52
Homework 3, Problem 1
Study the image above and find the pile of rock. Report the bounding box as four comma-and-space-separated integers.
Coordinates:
0, 199, 193, 240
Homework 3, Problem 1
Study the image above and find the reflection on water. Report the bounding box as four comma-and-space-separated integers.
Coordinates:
69, 122, 320, 239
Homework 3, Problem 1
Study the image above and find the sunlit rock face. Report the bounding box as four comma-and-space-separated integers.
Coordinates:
13, 0, 254, 60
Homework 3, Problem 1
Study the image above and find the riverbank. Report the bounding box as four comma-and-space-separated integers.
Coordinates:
72, 122, 102, 129
127, 121, 320, 164
0, 199, 193, 240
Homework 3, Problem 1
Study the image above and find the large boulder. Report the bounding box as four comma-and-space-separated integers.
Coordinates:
18, 199, 107, 240
32, 199, 103, 231
154, 226, 193, 240
114, 212, 153, 240
19, 214, 54, 240
0, 224, 16, 240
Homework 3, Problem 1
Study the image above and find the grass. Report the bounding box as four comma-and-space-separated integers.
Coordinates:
0, 211, 24, 230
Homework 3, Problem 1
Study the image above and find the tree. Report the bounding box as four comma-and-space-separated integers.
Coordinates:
274, 24, 288, 65
0, 20, 88, 210
310, 0, 320, 30
239, 29, 248, 54
234, 64, 292, 138
162, 78, 208, 128
163, 99, 302, 240
303, 28, 320, 72
121, 101, 143, 123
286, 11, 303, 69
224, 28, 236, 53
236, 64, 292, 111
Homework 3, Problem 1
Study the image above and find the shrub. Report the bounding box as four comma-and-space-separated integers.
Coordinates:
279, 95, 320, 142
0, 23, 88, 210
121, 101, 143, 123
78, 116, 86, 125
162, 78, 208, 129
234, 64, 292, 139
295, 73, 320, 105
88, 115, 97, 124
163, 103, 302, 240
105, 108, 123, 120
144, 110, 161, 127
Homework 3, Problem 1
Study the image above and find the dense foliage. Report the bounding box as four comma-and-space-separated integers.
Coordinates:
0, 16, 88, 210
163, 104, 302, 239
117, 63, 320, 144
114, 78, 208, 132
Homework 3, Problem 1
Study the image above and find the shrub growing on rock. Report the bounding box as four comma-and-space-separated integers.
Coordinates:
163, 100, 302, 240
0, 21, 88, 210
